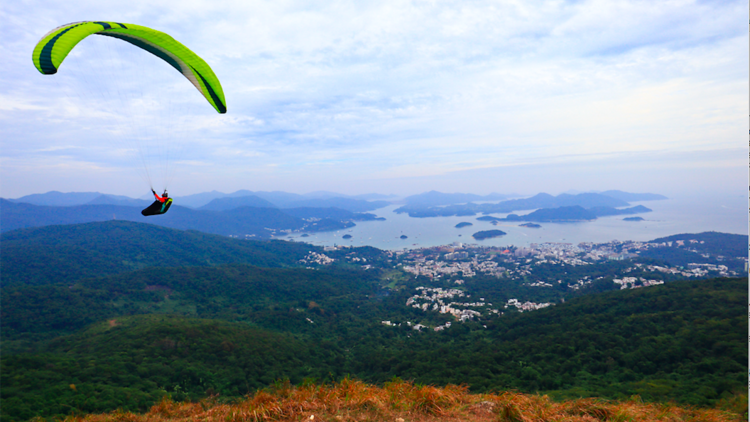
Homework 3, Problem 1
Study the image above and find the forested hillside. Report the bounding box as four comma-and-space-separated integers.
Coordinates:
2, 264, 382, 349
0, 220, 315, 286
642, 232, 748, 261
2, 273, 745, 421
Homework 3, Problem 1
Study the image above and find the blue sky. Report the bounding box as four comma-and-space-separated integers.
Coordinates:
1, 0, 747, 198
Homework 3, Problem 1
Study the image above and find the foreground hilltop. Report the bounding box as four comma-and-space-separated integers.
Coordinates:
55, 379, 746, 422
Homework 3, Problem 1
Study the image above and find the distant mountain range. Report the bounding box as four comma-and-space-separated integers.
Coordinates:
0, 199, 378, 237
400, 191, 514, 207
8, 190, 392, 210
8, 189, 666, 210
8, 192, 152, 207
395, 191, 666, 218
2, 190, 396, 235
2, 189, 666, 235
198, 195, 279, 211
166, 190, 389, 210
597, 190, 667, 202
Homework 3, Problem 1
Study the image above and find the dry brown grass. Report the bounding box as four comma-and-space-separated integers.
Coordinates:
62, 379, 746, 422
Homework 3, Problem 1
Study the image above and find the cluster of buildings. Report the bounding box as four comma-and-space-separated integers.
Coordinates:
505, 298, 552, 312
392, 238, 742, 284
625, 263, 734, 278
402, 285, 556, 326
405, 287, 487, 321
381, 320, 432, 331
390, 285, 554, 331
612, 277, 664, 289
401, 258, 501, 278
299, 251, 335, 266
296, 237, 742, 331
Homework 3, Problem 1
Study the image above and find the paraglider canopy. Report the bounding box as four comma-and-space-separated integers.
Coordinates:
32, 21, 226, 114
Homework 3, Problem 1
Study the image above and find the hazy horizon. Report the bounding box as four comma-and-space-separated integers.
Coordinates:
2, 1, 747, 200
5, 182, 746, 202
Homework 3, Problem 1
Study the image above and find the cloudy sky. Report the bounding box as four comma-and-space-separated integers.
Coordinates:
1, 0, 747, 199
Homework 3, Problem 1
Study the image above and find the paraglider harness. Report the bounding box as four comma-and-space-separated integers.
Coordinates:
141, 189, 173, 216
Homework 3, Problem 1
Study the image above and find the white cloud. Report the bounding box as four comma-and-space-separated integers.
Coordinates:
1, 0, 746, 198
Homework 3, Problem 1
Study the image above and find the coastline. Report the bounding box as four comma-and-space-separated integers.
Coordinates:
276, 194, 748, 251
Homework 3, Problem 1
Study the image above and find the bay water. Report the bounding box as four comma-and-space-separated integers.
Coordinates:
278, 193, 748, 250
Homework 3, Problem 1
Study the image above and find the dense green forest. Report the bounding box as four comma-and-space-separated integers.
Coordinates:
351, 277, 746, 403
2, 271, 746, 420
1, 264, 385, 351
0, 220, 316, 286
1, 221, 746, 421
1, 316, 338, 420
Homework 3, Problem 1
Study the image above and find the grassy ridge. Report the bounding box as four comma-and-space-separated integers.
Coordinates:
52, 379, 748, 422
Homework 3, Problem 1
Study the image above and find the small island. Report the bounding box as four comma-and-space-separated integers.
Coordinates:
455, 222, 473, 228
300, 234, 310, 237
623, 217, 645, 221
342, 234, 353, 239
400, 235, 408, 239
520, 223, 541, 228
472, 229, 507, 240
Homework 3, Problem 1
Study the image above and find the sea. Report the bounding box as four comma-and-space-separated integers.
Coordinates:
276, 193, 748, 251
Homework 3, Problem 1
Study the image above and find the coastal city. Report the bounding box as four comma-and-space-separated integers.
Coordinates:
299, 236, 745, 331
392, 238, 740, 281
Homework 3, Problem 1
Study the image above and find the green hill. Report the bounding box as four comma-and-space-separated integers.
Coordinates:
1, 315, 334, 421
1, 262, 384, 351
0, 220, 315, 287
647, 232, 748, 259
635, 232, 748, 271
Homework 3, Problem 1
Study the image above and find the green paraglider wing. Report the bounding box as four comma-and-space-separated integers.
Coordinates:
32, 21, 226, 113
